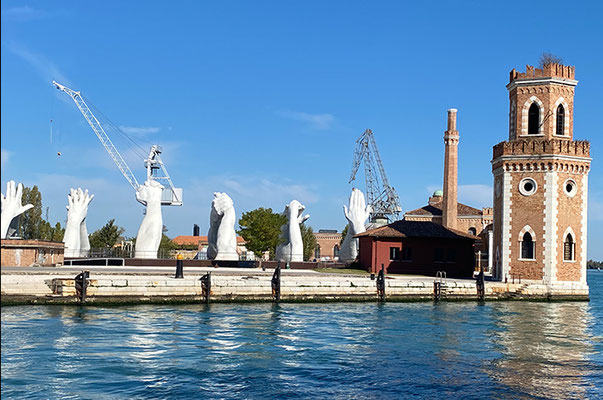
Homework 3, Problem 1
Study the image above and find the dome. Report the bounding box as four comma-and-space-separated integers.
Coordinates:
433, 190, 443, 197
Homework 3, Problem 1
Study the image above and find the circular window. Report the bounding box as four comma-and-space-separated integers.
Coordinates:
519, 178, 537, 196
564, 179, 577, 197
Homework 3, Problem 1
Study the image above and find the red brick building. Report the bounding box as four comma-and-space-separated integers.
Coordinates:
492, 62, 590, 287
356, 220, 475, 277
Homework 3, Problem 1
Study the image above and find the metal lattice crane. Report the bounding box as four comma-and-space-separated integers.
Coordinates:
349, 129, 402, 223
52, 81, 183, 206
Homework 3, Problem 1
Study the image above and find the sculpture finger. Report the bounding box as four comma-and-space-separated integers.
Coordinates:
85, 193, 95, 207
343, 205, 349, 220
7, 181, 15, 199
16, 182, 24, 202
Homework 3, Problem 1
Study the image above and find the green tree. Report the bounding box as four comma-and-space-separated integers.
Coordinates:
39, 220, 65, 242
238, 207, 286, 258
340, 224, 349, 245
301, 223, 317, 261
159, 234, 177, 257
89, 219, 125, 249
18, 185, 43, 239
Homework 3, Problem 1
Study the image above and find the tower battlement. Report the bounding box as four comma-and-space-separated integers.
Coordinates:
510, 63, 575, 82
493, 139, 590, 159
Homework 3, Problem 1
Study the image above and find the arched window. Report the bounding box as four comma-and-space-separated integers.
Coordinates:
564, 233, 575, 261
521, 232, 534, 260
314, 245, 321, 259
528, 103, 540, 135
468, 227, 477, 236
333, 244, 340, 258
556, 104, 565, 136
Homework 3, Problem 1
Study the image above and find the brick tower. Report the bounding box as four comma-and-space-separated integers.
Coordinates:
442, 109, 459, 230
492, 62, 591, 288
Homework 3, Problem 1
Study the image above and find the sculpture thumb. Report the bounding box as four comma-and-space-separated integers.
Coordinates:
20, 204, 34, 213
343, 205, 349, 219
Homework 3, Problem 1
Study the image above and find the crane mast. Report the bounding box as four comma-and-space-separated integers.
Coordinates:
52, 81, 182, 206
349, 129, 402, 223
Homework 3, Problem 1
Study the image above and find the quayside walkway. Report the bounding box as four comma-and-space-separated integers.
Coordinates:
1, 265, 589, 305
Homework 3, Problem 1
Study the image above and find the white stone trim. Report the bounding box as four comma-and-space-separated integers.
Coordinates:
494, 154, 592, 163
520, 96, 544, 136
581, 174, 588, 284
506, 77, 578, 91
553, 97, 570, 137
543, 171, 558, 284
518, 225, 536, 241
509, 100, 516, 140
501, 172, 512, 280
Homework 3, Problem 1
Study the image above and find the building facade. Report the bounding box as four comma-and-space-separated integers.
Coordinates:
313, 230, 342, 261
492, 63, 590, 288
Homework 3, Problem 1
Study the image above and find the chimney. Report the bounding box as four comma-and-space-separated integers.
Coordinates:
193, 224, 200, 236
442, 109, 459, 230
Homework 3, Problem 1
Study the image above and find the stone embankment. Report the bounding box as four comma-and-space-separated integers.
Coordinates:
0, 267, 589, 305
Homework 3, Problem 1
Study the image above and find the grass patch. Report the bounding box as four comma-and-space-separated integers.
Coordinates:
314, 268, 369, 275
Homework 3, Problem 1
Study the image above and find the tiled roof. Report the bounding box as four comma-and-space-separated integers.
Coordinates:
172, 235, 246, 246
405, 202, 482, 217
355, 220, 477, 240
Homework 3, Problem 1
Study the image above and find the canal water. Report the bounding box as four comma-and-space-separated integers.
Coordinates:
2, 271, 603, 399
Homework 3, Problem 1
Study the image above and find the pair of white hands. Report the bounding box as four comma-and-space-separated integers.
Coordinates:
63, 188, 94, 257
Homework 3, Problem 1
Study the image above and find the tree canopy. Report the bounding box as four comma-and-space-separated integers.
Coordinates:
16, 185, 65, 241
89, 219, 125, 249
238, 207, 286, 258
300, 223, 317, 261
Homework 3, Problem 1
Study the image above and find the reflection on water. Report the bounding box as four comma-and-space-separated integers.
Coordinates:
2, 272, 603, 399
489, 302, 595, 399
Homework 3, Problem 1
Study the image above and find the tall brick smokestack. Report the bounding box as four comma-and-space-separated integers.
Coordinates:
442, 109, 459, 229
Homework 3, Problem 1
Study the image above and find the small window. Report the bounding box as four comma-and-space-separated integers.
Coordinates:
314, 245, 321, 259
401, 247, 412, 261
556, 104, 565, 136
389, 247, 400, 261
434, 248, 444, 262
564, 234, 575, 261
528, 103, 540, 135
333, 244, 340, 258
521, 232, 534, 260
519, 178, 537, 196
468, 227, 477, 236
446, 248, 457, 263
564, 179, 577, 198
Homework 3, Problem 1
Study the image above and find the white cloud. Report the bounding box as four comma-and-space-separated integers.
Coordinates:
118, 126, 161, 136
1, 6, 45, 21
1, 148, 10, 168
5, 42, 70, 85
279, 110, 335, 130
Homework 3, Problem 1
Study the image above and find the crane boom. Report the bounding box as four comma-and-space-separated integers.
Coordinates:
349, 129, 402, 223
52, 81, 183, 206
52, 81, 139, 191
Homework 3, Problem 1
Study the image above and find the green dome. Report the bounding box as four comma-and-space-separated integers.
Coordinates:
433, 190, 443, 197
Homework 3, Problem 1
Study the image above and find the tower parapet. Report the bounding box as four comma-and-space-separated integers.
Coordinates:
510, 63, 575, 82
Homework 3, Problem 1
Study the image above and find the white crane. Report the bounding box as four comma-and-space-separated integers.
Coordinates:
52, 81, 183, 206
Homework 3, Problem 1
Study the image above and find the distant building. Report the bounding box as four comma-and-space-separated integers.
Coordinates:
171, 235, 250, 260
313, 230, 342, 260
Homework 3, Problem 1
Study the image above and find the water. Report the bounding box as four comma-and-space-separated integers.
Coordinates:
2, 272, 603, 399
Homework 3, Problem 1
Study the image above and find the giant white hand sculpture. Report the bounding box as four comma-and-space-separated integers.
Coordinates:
339, 188, 372, 263
135, 180, 164, 259
1, 181, 34, 239
63, 188, 94, 258
276, 200, 309, 262
207, 192, 238, 261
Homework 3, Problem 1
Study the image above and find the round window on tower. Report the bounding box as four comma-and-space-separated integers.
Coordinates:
519, 178, 537, 196
564, 179, 577, 198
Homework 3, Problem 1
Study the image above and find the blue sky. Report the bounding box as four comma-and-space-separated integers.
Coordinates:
2, 1, 602, 259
